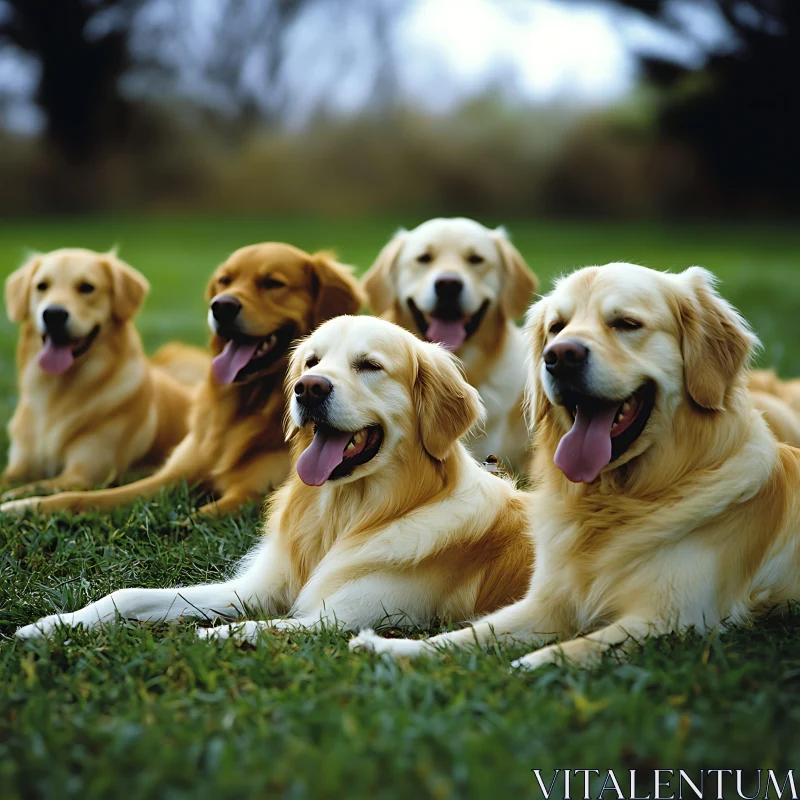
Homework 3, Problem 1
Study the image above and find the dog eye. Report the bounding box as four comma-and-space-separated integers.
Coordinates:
78, 282, 95, 294
36, 281, 49, 292
356, 360, 383, 372
416, 253, 433, 264
466, 253, 484, 265
305, 356, 319, 369
611, 318, 642, 332
258, 277, 285, 290
218, 276, 232, 287
549, 321, 565, 335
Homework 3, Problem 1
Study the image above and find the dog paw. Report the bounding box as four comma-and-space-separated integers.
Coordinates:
16, 615, 61, 640
197, 620, 264, 645
0, 498, 32, 515
349, 630, 431, 659
510, 646, 561, 673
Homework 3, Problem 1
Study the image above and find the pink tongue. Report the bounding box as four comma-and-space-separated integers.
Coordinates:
554, 403, 619, 484
211, 340, 259, 384
426, 317, 467, 352
296, 429, 354, 487
37, 339, 75, 375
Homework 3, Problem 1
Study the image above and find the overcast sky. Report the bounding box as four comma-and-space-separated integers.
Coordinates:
0, 0, 735, 134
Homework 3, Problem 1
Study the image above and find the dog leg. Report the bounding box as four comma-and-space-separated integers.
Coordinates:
510, 616, 658, 672
16, 538, 290, 639
1, 434, 205, 515
198, 617, 309, 644
350, 593, 563, 659
196, 491, 261, 517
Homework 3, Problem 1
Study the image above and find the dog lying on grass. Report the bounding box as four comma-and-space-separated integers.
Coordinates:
362, 218, 538, 473
1, 248, 197, 501
16, 316, 534, 640
352, 263, 800, 671
3, 243, 363, 518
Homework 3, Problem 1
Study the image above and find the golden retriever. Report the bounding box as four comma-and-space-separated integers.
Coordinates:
1, 248, 195, 500
16, 316, 534, 640
2, 243, 363, 518
362, 218, 538, 472
352, 262, 800, 671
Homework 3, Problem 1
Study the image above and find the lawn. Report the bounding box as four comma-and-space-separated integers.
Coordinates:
2, 216, 800, 799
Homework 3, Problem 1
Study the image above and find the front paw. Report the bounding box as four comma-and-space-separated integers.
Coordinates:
16, 614, 63, 640
1, 497, 39, 515
349, 629, 430, 659
197, 620, 264, 645
510, 645, 563, 672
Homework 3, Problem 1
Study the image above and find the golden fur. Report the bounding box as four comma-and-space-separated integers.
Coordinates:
352, 262, 800, 672
749, 370, 800, 446
2, 243, 363, 517
362, 218, 538, 472
16, 316, 534, 640
1, 248, 194, 500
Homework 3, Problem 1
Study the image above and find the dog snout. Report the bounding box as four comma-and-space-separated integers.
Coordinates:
294, 374, 333, 409
434, 273, 463, 302
211, 294, 242, 325
544, 338, 589, 379
42, 305, 69, 333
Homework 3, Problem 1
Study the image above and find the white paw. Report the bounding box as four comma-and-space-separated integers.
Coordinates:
1, 498, 34, 516
197, 620, 264, 644
349, 628, 380, 653
16, 615, 62, 640
510, 646, 561, 672
349, 629, 431, 659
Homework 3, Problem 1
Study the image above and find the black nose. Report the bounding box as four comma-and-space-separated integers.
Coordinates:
293, 375, 333, 408
434, 274, 463, 301
543, 338, 589, 379
42, 305, 69, 331
211, 294, 242, 325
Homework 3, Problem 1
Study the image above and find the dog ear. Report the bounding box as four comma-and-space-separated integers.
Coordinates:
308, 252, 364, 328
677, 267, 758, 411
523, 298, 550, 431
103, 252, 150, 322
492, 227, 538, 320
414, 342, 484, 461
361, 230, 407, 316
282, 337, 309, 442
5, 254, 41, 323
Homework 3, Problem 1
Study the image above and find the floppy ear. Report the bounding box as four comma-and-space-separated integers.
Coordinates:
361, 230, 407, 315
103, 252, 150, 322
492, 227, 538, 320
414, 342, 484, 461
282, 337, 309, 442
523, 298, 550, 431
5, 255, 40, 323
677, 266, 758, 411
308, 252, 364, 328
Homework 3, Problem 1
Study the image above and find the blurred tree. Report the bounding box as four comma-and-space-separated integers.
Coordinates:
0, 0, 145, 164
598, 0, 800, 211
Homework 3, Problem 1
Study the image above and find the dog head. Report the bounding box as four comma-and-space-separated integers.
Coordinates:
286, 315, 483, 487
362, 218, 537, 352
206, 243, 364, 385
526, 263, 757, 484
5, 248, 149, 376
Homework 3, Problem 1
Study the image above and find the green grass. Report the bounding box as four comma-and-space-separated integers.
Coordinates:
2, 216, 800, 798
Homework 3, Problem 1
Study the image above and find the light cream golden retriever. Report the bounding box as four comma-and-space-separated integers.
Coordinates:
352, 262, 800, 671
3, 243, 362, 517
362, 218, 538, 473
2, 248, 196, 500
16, 316, 534, 641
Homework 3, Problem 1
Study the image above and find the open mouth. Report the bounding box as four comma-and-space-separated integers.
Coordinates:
211, 324, 295, 384
554, 381, 656, 484
407, 299, 490, 352
295, 423, 384, 487
37, 325, 100, 376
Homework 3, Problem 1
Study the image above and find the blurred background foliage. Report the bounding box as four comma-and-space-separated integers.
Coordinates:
0, 0, 796, 219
